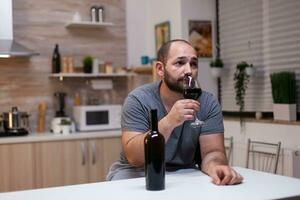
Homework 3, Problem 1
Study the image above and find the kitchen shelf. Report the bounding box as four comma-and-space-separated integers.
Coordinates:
132, 66, 153, 75
50, 73, 135, 79
65, 21, 114, 29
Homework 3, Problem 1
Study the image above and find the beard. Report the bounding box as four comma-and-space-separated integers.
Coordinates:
164, 70, 184, 94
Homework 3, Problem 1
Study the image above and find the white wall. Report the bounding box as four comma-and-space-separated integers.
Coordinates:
126, 0, 149, 67
126, 0, 181, 67
0, 0, 13, 39
147, 0, 182, 58
126, 0, 218, 96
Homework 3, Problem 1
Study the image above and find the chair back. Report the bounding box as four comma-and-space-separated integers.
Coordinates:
246, 138, 281, 174
224, 136, 233, 164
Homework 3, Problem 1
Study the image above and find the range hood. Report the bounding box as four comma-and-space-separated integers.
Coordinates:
0, 0, 38, 58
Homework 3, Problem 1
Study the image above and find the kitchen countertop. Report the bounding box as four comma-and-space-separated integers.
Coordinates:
0, 130, 121, 144
0, 167, 300, 200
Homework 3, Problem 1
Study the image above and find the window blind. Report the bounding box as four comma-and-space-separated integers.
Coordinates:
219, 0, 300, 113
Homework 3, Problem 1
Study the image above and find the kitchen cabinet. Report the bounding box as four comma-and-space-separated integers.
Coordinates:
0, 134, 121, 192
0, 143, 35, 192
35, 137, 121, 188
88, 137, 122, 182
35, 140, 89, 188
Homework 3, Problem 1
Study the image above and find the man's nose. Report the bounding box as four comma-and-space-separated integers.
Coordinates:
183, 63, 192, 75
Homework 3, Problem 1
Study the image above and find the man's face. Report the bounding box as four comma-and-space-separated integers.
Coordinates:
163, 42, 198, 93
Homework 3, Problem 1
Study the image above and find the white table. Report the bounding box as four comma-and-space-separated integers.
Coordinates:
0, 167, 300, 200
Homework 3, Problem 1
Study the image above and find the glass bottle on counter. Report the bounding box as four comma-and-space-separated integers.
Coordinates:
144, 109, 165, 191
52, 44, 61, 73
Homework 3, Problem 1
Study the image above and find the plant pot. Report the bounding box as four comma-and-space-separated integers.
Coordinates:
60, 125, 71, 135
246, 67, 255, 76
84, 64, 92, 73
273, 104, 296, 121
255, 112, 263, 120
210, 68, 222, 78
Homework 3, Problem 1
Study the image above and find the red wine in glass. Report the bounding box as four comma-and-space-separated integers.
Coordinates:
182, 75, 205, 128
183, 88, 202, 100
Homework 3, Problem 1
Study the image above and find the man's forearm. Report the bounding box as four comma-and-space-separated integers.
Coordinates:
158, 116, 175, 142
123, 132, 146, 167
201, 151, 228, 175
123, 118, 175, 168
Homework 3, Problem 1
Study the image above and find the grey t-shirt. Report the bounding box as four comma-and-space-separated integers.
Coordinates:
107, 81, 224, 181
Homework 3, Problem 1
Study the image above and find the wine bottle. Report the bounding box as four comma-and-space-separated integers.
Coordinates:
52, 44, 61, 73
144, 109, 165, 191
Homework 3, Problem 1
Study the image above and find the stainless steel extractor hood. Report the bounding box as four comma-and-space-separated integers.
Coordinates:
0, 0, 38, 58
0, 40, 38, 58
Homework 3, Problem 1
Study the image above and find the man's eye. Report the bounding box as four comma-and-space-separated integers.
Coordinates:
190, 62, 198, 68
175, 61, 185, 66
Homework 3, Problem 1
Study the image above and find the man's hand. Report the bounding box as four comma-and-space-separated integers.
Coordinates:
208, 165, 243, 185
165, 99, 200, 127
158, 99, 199, 141
199, 134, 243, 185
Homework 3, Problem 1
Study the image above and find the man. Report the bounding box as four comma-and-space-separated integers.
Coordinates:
107, 39, 243, 185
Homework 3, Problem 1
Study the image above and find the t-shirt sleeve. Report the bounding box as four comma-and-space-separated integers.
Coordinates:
121, 94, 150, 133
200, 93, 224, 135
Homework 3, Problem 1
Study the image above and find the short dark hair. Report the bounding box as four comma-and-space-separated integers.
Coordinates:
157, 39, 192, 65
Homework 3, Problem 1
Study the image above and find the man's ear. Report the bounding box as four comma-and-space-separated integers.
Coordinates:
155, 61, 165, 78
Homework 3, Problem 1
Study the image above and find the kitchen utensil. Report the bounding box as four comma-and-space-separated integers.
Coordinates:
50, 117, 71, 134
0, 107, 29, 136
2, 107, 30, 131
37, 101, 47, 133
54, 92, 67, 117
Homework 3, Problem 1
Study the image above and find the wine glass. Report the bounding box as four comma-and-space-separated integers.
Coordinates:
182, 75, 205, 128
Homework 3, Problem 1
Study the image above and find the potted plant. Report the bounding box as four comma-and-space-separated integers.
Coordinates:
234, 61, 250, 112
60, 119, 72, 135
270, 71, 296, 121
83, 56, 93, 73
210, 58, 223, 78
245, 63, 255, 76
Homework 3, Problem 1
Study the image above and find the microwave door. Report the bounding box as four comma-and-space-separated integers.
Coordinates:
86, 111, 109, 125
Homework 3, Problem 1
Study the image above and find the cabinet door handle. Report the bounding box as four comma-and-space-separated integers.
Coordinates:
81, 142, 86, 165
92, 142, 97, 165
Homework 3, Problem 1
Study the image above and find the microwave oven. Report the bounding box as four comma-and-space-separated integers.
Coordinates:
73, 105, 122, 131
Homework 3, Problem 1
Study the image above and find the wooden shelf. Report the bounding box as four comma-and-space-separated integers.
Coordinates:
132, 66, 153, 75
49, 73, 135, 80
65, 21, 114, 29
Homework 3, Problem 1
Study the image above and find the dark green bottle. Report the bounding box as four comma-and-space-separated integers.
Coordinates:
52, 44, 61, 73
144, 109, 165, 191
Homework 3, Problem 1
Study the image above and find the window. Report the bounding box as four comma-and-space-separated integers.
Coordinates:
219, 0, 300, 114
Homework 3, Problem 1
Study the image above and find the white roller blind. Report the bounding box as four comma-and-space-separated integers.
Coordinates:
264, 0, 300, 113
219, 0, 300, 113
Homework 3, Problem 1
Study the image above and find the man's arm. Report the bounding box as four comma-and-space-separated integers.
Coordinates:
122, 116, 174, 167
122, 131, 145, 167
200, 133, 243, 185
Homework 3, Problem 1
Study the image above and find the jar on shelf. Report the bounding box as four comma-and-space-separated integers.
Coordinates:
90, 5, 98, 22
98, 6, 104, 23
105, 61, 113, 73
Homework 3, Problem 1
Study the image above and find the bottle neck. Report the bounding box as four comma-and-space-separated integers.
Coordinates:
151, 109, 158, 133
54, 45, 59, 53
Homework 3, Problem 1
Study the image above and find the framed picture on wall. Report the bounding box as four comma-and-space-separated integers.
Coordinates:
155, 21, 170, 52
188, 20, 212, 58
